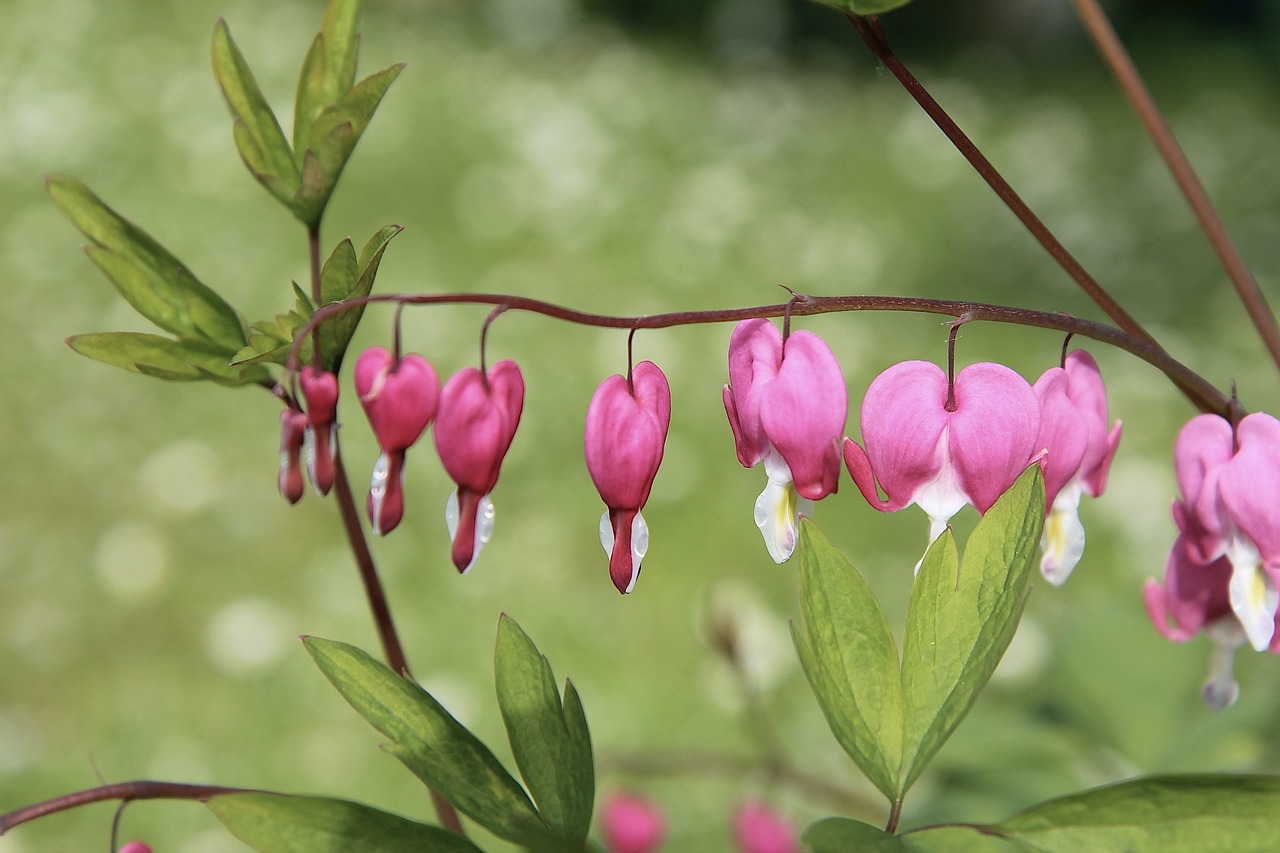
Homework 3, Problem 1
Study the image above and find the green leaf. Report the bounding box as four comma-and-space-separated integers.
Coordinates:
805, 0, 916, 15
292, 63, 404, 223
897, 465, 1044, 794
67, 332, 268, 386
293, 0, 361, 161
232, 284, 315, 368
804, 817, 905, 852
47, 176, 246, 352
792, 518, 902, 801
997, 774, 1280, 852
303, 637, 553, 847
207, 792, 483, 853
901, 826, 1025, 852
494, 615, 594, 847
212, 19, 300, 201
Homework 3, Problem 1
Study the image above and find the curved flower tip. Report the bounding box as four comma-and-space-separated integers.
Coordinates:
848, 360, 1039, 552
733, 801, 798, 853
354, 347, 441, 536
435, 360, 524, 573
118, 843, 154, 853
277, 408, 308, 504
723, 320, 846, 563
1032, 350, 1121, 585
299, 366, 340, 495
586, 361, 671, 593
600, 792, 666, 853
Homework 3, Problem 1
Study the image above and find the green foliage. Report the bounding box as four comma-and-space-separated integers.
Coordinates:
793, 467, 1044, 806
899, 466, 1044, 793
995, 774, 1280, 852
207, 792, 483, 853
804, 0, 916, 16
804, 817, 904, 852
212, 0, 402, 227
494, 614, 595, 848
47, 176, 268, 387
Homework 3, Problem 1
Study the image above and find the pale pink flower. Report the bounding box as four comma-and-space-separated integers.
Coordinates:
600, 792, 666, 853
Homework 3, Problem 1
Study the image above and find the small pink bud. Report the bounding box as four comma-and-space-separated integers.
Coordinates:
733, 801, 798, 853
300, 366, 340, 495
118, 842, 154, 853
277, 408, 308, 504
434, 360, 525, 573
585, 362, 671, 594
355, 347, 441, 536
600, 792, 666, 853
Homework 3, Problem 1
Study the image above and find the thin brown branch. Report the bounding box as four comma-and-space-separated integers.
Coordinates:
1, 782, 251, 835
1070, 0, 1280, 373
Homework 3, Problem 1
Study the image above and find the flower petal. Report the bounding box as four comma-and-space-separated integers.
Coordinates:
724, 319, 783, 469
857, 360, 949, 509
948, 362, 1039, 513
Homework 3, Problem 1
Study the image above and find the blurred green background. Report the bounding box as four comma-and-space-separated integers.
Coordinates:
3, 0, 1280, 850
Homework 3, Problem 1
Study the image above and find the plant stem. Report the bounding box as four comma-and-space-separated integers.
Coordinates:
1070, 0, 1280, 373
0, 782, 251, 834
845, 15, 1158, 351
886, 795, 903, 833
294, 291, 1231, 415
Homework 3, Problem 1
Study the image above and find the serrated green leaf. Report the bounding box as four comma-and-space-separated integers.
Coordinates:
793, 519, 902, 801
303, 636, 554, 848
494, 615, 594, 846
212, 19, 299, 194
67, 332, 268, 386
48, 176, 246, 352
804, 817, 905, 852
998, 774, 1280, 853
207, 792, 483, 853
898, 465, 1044, 795
293, 0, 361, 160
233, 284, 315, 367
806, 0, 916, 14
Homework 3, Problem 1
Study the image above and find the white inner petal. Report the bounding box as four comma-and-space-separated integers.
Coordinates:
754, 478, 801, 564
446, 490, 496, 575
368, 452, 391, 535
1226, 534, 1277, 652
598, 509, 613, 557
1040, 487, 1086, 587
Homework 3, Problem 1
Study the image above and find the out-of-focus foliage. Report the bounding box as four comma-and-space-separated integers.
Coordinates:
3, 0, 1280, 850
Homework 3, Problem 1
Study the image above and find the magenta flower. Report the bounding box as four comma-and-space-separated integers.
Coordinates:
299, 366, 340, 495
434, 360, 525, 573
722, 319, 847, 563
732, 801, 798, 853
1144, 413, 1280, 707
844, 360, 1040, 554
355, 347, 441, 536
1031, 350, 1122, 585
118, 843, 154, 853
600, 792, 666, 853
277, 407, 308, 505
585, 361, 671, 594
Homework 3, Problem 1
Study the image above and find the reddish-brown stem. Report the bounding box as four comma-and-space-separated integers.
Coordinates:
291, 291, 1231, 416
886, 794, 904, 833
0, 782, 252, 835
845, 15, 1159, 352
308, 225, 323, 369
1070, 0, 1280, 373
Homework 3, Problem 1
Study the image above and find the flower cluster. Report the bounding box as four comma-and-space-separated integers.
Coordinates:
599, 791, 797, 853
1145, 412, 1280, 708
279, 326, 1126, 594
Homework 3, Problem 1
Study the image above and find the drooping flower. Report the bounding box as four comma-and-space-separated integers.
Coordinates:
299, 366, 340, 495
434, 360, 525, 573
118, 844, 154, 853
732, 801, 798, 853
600, 791, 666, 853
1145, 413, 1280, 707
277, 407, 308, 504
585, 361, 671, 594
843, 360, 1040, 553
1031, 350, 1122, 585
722, 319, 847, 563
355, 347, 440, 536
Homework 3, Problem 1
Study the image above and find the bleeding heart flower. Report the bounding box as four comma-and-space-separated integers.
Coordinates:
277, 407, 308, 505
355, 347, 440, 536
300, 366, 340, 495
585, 361, 671, 594
600, 792, 666, 853
722, 319, 847, 563
434, 360, 525, 573
1031, 350, 1122, 585
844, 360, 1040, 556
732, 801, 798, 853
